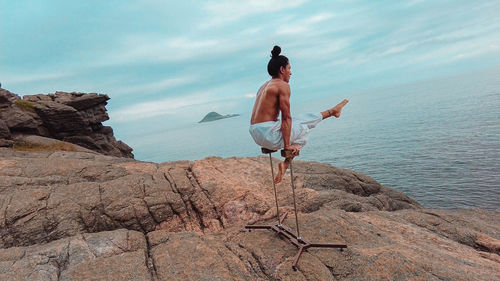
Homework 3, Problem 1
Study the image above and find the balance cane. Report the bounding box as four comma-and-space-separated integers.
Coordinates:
245, 148, 347, 271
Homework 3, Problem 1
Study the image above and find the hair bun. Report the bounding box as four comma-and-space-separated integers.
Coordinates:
271, 45, 281, 58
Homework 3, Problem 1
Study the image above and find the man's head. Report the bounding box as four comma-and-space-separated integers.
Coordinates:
267, 45, 291, 82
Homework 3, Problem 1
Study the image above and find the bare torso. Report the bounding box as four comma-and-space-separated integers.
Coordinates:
250, 79, 289, 125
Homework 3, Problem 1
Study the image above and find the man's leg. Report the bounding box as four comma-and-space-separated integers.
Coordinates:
321, 99, 349, 119
274, 99, 349, 183
274, 157, 293, 184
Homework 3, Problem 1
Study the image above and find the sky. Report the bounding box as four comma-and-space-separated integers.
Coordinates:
1, 0, 500, 137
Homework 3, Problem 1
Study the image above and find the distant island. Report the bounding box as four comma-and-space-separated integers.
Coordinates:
199, 111, 240, 123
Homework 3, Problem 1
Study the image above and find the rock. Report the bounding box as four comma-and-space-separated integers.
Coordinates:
199, 111, 240, 123
0, 120, 13, 147
11, 134, 98, 153
0, 89, 42, 134
148, 231, 256, 281
0, 139, 13, 147
0, 152, 421, 249
0, 152, 419, 247
0, 89, 133, 158
0, 149, 498, 280
0, 229, 151, 281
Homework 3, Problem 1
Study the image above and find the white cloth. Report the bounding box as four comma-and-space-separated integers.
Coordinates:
249, 112, 322, 150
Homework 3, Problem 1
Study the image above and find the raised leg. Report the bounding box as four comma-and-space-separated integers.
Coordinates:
321, 99, 349, 119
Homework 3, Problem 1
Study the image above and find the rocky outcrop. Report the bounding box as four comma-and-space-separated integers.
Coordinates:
0, 148, 498, 280
199, 111, 240, 123
0, 150, 421, 249
0, 89, 133, 158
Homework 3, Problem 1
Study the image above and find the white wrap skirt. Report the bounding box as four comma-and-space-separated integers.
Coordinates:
249, 112, 322, 150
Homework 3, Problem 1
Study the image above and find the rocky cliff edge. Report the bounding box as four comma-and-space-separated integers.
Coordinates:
0, 148, 498, 281
0, 89, 133, 158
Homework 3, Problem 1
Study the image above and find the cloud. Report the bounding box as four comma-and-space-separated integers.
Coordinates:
110, 91, 215, 122
378, 43, 413, 56
327, 42, 413, 67
109, 80, 260, 122
109, 81, 256, 123
276, 12, 334, 36
200, 0, 308, 28
328, 57, 369, 67
2, 71, 72, 84
101, 32, 258, 66
405, 0, 426, 7
169, 37, 220, 50
240, 27, 263, 35
322, 6, 500, 68
449, 43, 500, 62
326, 30, 499, 69
3, 0, 500, 117
276, 25, 308, 36
293, 38, 350, 59
107, 36, 223, 64
410, 36, 500, 65
307, 12, 334, 23
114, 76, 196, 95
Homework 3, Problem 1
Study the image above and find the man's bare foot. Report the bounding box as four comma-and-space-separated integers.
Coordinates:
274, 162, 287, 184
329, 99, 349, 118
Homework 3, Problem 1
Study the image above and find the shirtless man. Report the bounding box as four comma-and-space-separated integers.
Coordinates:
250, 46, 349, 183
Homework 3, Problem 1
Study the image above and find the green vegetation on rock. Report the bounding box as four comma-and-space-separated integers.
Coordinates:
14, 100, 36, 113
14, 100, 34, 107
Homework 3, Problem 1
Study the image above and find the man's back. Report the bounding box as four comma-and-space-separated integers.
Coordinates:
250, 79, 289, 125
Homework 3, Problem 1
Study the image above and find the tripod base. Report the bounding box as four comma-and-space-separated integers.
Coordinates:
245, 212, 347, 271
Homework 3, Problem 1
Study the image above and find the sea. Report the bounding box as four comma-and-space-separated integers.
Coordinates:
118, 68, 500, 210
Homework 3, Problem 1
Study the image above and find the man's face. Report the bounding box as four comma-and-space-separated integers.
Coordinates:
281, 63, 292, 83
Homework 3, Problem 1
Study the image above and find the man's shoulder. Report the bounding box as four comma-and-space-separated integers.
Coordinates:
276, 80, 290, 94
265, 80, 290, 96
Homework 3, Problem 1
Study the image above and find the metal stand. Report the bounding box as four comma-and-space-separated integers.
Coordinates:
245, 148, 347, 271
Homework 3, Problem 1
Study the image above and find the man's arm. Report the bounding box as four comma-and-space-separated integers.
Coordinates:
278, 84, 300, 154
279, 86, 292, 148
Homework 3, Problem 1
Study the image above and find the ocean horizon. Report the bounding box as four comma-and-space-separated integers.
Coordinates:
112, 68, 500, 211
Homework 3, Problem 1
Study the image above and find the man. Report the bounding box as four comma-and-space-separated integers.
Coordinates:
250, 46, 349, 183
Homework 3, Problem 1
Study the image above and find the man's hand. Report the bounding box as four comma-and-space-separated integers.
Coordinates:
284, 144, 301, 156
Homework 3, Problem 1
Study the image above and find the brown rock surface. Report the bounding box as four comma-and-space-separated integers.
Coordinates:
0, 229, 151, 280
0, 148, 498, 280
0, 89, 133, 158
0, 120, 13, 147
0, 89, 43, 133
